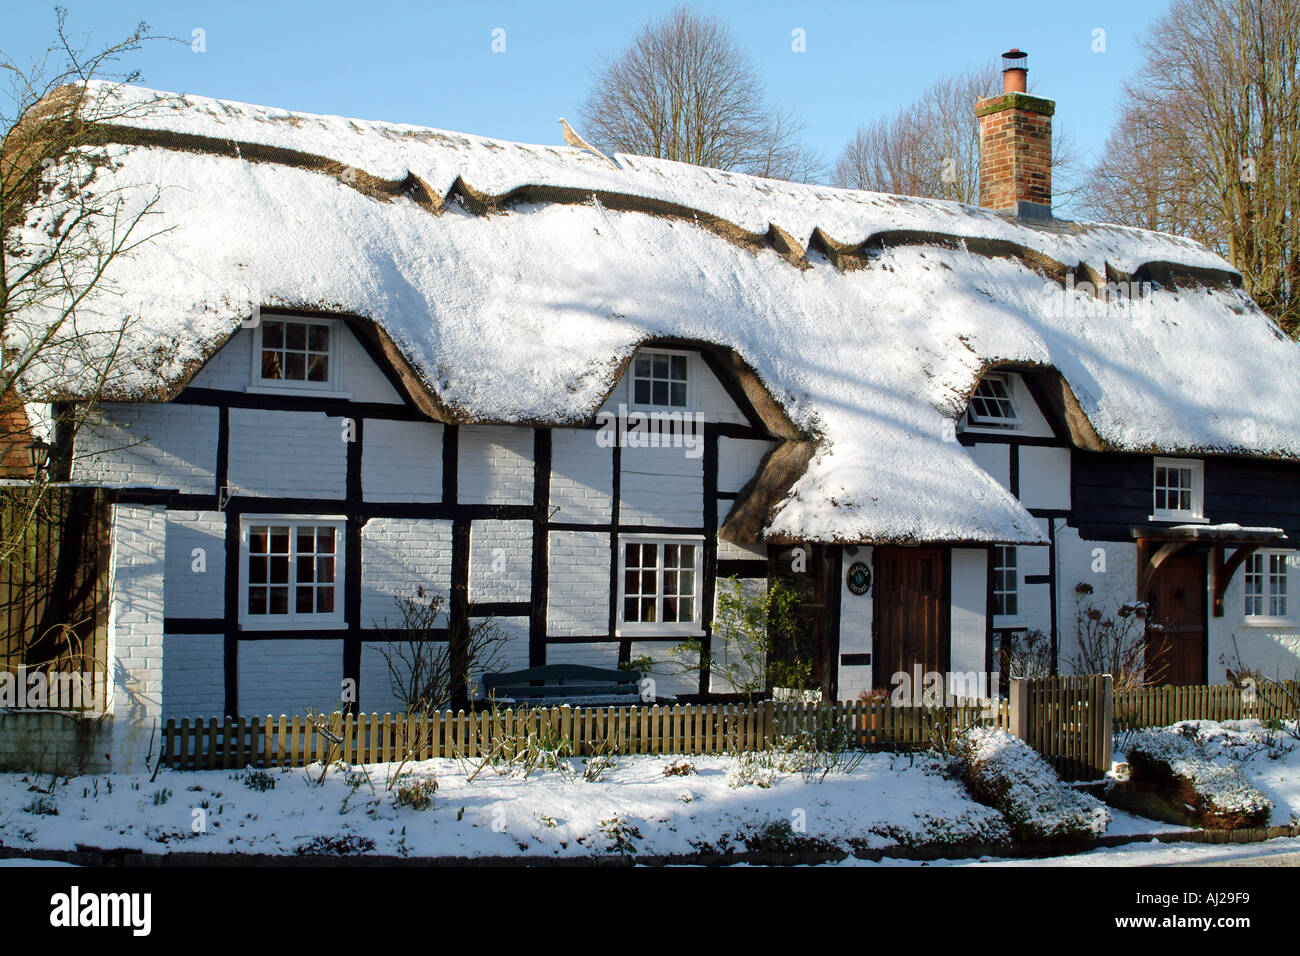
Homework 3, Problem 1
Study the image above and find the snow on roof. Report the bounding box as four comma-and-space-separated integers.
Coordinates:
7, 82, 1300, 545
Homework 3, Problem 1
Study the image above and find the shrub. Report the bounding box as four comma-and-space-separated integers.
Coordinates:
294, 833, 376, 856
662, 758, 695, 777
1126, 724, 1272, 829
960, 727, 1110, 842
393, 776, 437, 810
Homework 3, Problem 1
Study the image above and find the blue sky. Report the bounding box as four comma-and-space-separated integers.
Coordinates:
5, 1, 1173, 204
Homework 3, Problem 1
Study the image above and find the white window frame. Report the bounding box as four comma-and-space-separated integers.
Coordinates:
615, 533, 705, 637
964, 372, 1022, 431
626, 348, 697, 412
1243, 550, 1294, 626
1150, 457, 1206, 523
992, 545, 1020, 621
248, 315, 347, 397
239, 515, 347, 630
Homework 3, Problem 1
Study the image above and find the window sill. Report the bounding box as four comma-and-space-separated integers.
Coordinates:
615, 627, 706, 639
1240, 617, 1296, 629
239, 619, 348, 632
246, 385, 351, 400
1148, 514, 1209, 524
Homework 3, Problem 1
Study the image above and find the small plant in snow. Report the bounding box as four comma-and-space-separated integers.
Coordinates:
393, 776, 437, 811
242, 769, 276, 792
23, 795, 57, 816
151, 788, 172, 806
597, 815, 642, 855
662, 758, 695, 777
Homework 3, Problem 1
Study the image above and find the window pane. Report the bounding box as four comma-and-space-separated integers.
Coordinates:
670, 382, 687, 407
317, 588, 334, 614
285, 323, 307, 350
679, 597, 693, 621
652, 380, 668, 405
270, 556, 290, 584
308, 325, 329, 351
652, 355, 668, 377
640, 597, 656, 622
663, 597, 678, 621
296, 586, 314, 614
268, 586, 289, 614
634, 358, 650, 377
297, 557, 314, 583
624, 597, 639, 622
263, 322, 284, 348
284, 352, 306, 380
261, 351, 283, 380
317, 556, 334, 584
249, 587, 267, 615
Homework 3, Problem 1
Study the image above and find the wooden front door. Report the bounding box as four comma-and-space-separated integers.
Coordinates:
1146, 553, 1207, 685
873, 548, 947, 690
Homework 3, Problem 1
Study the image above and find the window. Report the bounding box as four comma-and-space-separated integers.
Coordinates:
630, 350, 691, 409
240, 517, 345, 628
252, 317, 340, 391
617, 535, 703, 635
993, 545, 1018, 617
1151, 458, 1204, 521
1245, 551, 1289, 620
966, 373, 1021, 428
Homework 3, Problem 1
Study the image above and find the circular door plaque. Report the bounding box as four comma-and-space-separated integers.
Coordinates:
846, 561, 872, 596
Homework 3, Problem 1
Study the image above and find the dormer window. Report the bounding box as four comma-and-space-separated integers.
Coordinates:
630, 350, 692, 409
1151, 457, 1205, 522
251, 316, 342, 393
966, 373, 1021, 428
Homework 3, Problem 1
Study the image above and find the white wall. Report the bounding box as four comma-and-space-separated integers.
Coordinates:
163, 510, 225, 619
619, 444, 703, 527
458, 426, 534, 505
468, 519, 532, 603
950, 548, 988, 675
362, 419, 443, 501
717, 438, 773, 494
1019, 445, 1071, 510
161, 634, 225, 719
74, 405, 218, 493
1210, 552, 1300, 682
360, 518, 453, 627
1054, 522, 1138, 671
837, 545, 874, 701
964, 442, 1010, 491
238, 640, 344, 717
546, 530, 609, 635
228, 408, 347, 498
549, 428, 613, 523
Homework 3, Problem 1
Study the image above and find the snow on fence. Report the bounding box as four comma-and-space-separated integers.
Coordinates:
1115, 680, 1299, 731
158, 699, 1011, 771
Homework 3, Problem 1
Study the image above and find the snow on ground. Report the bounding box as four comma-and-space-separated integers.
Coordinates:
847, 836, 1300, 867
0, 752, 1015, 860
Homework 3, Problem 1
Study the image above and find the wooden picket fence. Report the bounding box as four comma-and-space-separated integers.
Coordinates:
1010, 675, 1114, 781
1114, 680, 1300, 731
159, 698, 1010, 771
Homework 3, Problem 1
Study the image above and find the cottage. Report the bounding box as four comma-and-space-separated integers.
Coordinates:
6, 55, 1300, 768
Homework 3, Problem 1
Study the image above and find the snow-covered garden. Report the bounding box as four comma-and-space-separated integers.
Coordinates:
0, 719, 1294, 864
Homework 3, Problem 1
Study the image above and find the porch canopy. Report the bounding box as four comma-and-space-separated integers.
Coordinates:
1132, 523, 1288, 616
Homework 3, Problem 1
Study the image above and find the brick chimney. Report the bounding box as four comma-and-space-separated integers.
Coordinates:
976, 49, 1054, 219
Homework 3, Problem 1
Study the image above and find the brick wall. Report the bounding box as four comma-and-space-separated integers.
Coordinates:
457, 426, 534, 505
74, 405, 218, 493
468, 519, 533, 603
228, 408, 347, 498
546, 530, 609, 635
360, 518, 454, 627
164, 510, 226, 619
977, 93, 1054, 212
362, 418, 443, 501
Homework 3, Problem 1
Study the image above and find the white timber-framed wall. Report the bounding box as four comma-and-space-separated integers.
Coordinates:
70, 313, 782, 718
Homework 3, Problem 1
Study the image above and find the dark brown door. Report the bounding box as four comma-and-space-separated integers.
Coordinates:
873, 548, 947, 690
1146, 553, 1207, 685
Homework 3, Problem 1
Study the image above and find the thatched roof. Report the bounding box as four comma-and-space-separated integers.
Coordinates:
6, 82, 1300, 544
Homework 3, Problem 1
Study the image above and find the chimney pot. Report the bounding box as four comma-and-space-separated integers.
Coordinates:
1001, 48, 1028, 93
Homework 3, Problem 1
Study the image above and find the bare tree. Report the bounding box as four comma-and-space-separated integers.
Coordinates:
2, 11, 171, 538
578, 5, 821, 182
830, 62, 1081, 209
1080, 0, 1300, 335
